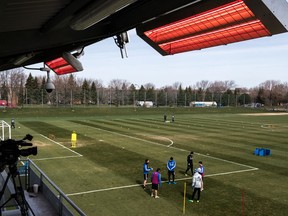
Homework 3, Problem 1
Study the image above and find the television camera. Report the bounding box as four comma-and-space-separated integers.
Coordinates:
0, 134, 37, 173
0, 134, 37, 215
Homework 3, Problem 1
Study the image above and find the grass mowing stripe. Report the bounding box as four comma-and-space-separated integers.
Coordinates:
77, 120, 286, 165
71, 119, 174, 146
118, 118, 282, 152
20, 121, 94, 143
72, 119, 257, 169
70, 120, 174, 148
126, 117, 281, 142
71, 120, 272, 163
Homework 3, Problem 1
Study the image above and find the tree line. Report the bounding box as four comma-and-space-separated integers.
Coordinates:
1, 68, 288, 107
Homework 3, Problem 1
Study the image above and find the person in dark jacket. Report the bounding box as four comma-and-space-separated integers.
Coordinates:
184, 151, 194, 176
11, 118, 15, 129
164, 114, 167, 122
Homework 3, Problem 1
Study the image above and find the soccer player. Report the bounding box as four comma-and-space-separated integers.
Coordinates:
167, 157, 176, 184
143, 159, 153, 189
184, 151, 194, 176
188, 168, 202, 203
198, 161, 205, 191
11, 118, 15, 129
164, 114, 167, 122
151, 168, 162, 198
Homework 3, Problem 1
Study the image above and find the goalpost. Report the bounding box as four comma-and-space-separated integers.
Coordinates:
0, 120, 11, 141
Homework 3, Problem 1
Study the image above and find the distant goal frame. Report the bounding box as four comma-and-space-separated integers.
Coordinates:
0, 120, 11, 141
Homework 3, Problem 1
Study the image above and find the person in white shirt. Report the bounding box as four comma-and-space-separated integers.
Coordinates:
188, 168, 202, 203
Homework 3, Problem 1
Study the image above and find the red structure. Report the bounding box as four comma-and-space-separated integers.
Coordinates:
0, 100, 7, 107
45, 52, 83, 75
137, 0, 288, 55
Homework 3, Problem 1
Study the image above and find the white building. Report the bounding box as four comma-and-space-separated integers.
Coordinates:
190, 101, 217, 107
136, 101, 154, 108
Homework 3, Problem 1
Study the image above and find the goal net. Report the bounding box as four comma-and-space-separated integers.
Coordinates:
0, 120, 11, 141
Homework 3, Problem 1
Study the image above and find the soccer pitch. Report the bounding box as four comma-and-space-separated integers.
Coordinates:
3, 108, 288, 216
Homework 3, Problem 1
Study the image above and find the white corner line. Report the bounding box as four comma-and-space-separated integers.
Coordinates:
39, 134, 83, 157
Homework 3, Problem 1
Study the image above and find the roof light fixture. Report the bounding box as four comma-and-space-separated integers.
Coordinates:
137, 0, 288, 55
45, 52, 83, 75
13, 53, 34, 66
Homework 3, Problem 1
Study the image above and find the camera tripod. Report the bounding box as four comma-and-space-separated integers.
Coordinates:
0, 164, 34, 216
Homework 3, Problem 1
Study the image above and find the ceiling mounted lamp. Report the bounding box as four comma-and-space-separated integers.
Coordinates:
13, 53, 34, 66
45, 52, 83, 75
70, 0, 137, 30
136, 0, 288, 55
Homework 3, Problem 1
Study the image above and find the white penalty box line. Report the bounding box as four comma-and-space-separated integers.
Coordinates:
33, 134, 83, 161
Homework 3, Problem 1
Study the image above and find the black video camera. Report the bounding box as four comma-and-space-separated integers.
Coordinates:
0, 134, 37, 172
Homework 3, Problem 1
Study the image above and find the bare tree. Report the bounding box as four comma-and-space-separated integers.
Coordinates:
195, 80, 210, 101
172, 82, 182, 90
209, 80, 236, 93
108, 79, 130, 106
259, 80, 281, 106
0, 68, 26, 106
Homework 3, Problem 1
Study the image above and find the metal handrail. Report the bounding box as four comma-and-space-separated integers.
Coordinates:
25, 159, 86, 216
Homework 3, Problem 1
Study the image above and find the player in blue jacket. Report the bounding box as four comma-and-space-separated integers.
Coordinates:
143, 159, 153, 189
167, 157, 176, 184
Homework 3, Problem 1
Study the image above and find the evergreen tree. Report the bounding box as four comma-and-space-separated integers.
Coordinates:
138, 85, 146, 101
81, 79, 89, 105
157, 89, 166, 106
67, 74, 76, 105
204, 89, 212, 101
146, 87, 155, 101
185, 87, 193, 106
239, 93, 251, 105
128, 84, 137, 105
90, 82, 97, 104
256, 88, 266, 105
40, 77, 47, 104
33, 77, 41, 103
25, 73, 35, 104
177, 85, 185, 106
121, 83, 129, 106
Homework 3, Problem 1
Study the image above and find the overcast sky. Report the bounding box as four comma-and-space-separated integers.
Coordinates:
28, 29, 288, 89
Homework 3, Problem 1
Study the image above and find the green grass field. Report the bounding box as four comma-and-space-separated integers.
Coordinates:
1, 107, 288, 216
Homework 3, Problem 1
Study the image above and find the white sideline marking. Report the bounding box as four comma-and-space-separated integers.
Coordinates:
38, 134, 83, 157
33, 155, 81, 161
66, 168, 258, 197
196, 153, 257, 169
